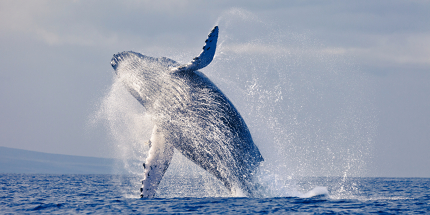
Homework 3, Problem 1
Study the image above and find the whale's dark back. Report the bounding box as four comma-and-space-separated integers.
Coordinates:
168, 69, 264, 193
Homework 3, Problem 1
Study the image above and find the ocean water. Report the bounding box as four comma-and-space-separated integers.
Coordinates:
1, 174, 429, 214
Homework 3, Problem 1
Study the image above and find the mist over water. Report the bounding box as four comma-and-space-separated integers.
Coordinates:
93, 9, 376, 198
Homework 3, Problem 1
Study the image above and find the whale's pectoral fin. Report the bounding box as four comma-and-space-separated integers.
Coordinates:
140, 126, 174, 198
172, 26, 218, 72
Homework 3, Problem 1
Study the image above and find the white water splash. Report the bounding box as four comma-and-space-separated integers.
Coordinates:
208, 8, 376, 197
92, 8, 376, 198
300, 186, 329, 198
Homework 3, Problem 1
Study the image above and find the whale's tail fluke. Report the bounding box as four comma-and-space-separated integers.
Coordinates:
172, 26, 218, 72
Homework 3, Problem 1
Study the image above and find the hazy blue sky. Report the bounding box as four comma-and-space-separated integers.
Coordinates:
0, 0, 429, 177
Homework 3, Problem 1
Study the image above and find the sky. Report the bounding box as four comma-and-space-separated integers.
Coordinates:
0, 0, 429, 178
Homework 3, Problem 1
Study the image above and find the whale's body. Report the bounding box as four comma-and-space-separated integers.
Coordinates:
111, 26, 263, 198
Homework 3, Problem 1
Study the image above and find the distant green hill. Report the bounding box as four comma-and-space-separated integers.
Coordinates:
0, 146, 120, 174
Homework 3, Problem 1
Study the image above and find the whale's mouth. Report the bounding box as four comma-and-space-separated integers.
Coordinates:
111, 54, 120, 73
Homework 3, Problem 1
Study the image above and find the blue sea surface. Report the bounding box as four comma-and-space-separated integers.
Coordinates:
1, 174, 429, 214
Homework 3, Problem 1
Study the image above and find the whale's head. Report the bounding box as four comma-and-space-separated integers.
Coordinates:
110, 51, 181, 107
110, 51, 144, 75
111, 51, 179, 76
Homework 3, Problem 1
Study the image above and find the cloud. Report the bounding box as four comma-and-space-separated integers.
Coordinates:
368, 33, 430, 66
34, 26, 119, 47
221, 43, 351, 57
218, 31, 430, 72
335, 33, 430, 69
0, 1, 119, 47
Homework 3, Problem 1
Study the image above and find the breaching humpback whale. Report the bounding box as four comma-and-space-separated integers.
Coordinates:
110, 26, 264, 198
